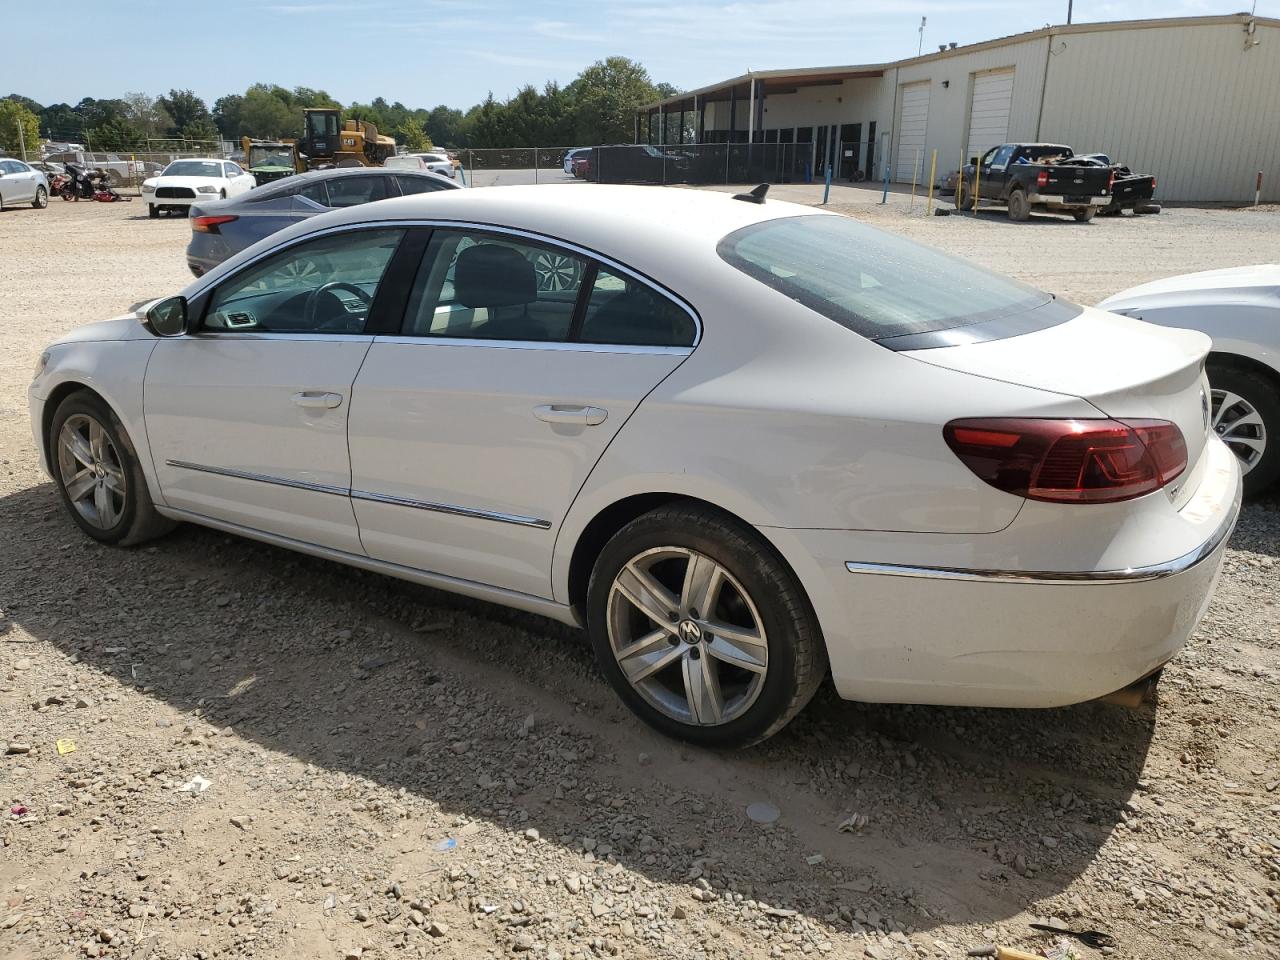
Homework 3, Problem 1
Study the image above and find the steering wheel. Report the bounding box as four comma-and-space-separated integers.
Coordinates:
303, 281, 372, 329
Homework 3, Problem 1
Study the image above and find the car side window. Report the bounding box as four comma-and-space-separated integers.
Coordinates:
403, 230, 587, 341
0, 161, 20, 174
296, 180, 330, 206
989, 145, 1015, 170
579, 267, 697, 347
202, 229, 405, 335
396, 175, 447, 195
325, 176, 390, 208
224, 163, 238, 178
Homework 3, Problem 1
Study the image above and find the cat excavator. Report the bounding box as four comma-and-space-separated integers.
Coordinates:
299, 108, 396, 168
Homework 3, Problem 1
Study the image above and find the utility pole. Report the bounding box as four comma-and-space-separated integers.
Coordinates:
1067, 0, 1072, 24
17, 118, 27, 161
918, 16, 927, 56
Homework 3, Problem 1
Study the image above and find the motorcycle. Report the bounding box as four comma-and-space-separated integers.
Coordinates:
58, 164, 128, 203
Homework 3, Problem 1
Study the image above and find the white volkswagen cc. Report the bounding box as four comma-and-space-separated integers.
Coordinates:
28, 185, 1241, 746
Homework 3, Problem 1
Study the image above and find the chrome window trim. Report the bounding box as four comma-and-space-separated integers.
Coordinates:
184, 218, 702, 347
164, 459, 551, 529
845, 477, 1241, 585
372, 335, 692, 357
166, 459, 349, 497
350, 489, 551, 529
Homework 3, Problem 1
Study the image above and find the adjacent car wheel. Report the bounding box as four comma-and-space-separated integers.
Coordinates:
1007, 188, 1031, 221
148, 204, 158, 218
587, 504, 827, 748
1206, 363, 1280, 495
32, 186, 48, 209
49, 392, 176, 546
1072, 207, 1096, 223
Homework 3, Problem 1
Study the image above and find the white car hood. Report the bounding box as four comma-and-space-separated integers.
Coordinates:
146, 175, 226, 189
1100, 264, 1280, 311
51, 315, 151, 346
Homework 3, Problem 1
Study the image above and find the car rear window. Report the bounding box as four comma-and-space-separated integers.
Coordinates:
717, 215, 1056, 341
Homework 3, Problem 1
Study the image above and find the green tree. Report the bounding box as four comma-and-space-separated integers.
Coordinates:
123, 92, 173, 140
571, 57, 659, 144
86, 117, 144, 151
425, 105, 464, 147
157, 89, 212, 137
399, 116, 431, 151
39, 103, 80, 140
3, 94, 44, 115
75, 97, 129, 131
0, 100, 40, 158
239, 87, 297, 139
181, 117, 222, 147
212, 94, 245, 139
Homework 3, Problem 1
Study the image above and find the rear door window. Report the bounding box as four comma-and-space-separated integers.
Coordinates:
325, 176, 390, 208
296, 180, 330, 207
396, 175, 448, 195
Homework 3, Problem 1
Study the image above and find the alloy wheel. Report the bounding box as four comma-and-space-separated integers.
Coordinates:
56, 414, 126, 529
606, 547, 768, 726
1211, 389, 1267, 473
530, 251, 582, 292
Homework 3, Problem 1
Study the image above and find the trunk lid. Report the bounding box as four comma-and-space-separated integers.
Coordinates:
1035, 164, 1112, 198
905, 307, 1213, 504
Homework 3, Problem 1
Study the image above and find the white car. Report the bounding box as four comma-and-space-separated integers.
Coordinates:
385, 153, 455, 179
563, 148, 589, 174
28, 185, 1240, 746
142, 159, 257, 218
0, 158, 49, 210
1100, 264, 1280, 495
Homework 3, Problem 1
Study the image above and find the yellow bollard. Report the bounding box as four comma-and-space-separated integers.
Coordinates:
973, 159, 981, 217
910, 149, 920, 211
926, 149, 937, 215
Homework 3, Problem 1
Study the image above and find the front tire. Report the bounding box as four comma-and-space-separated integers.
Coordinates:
32, 186, 48, 209
1072, 207, 1096, 222
1206, 363, 1280, 496
1007, 188, 1031, 221
49, 392, 176, 546
955, 177, 974, 210
148, 203, 158, 218
587, 504, 827, 747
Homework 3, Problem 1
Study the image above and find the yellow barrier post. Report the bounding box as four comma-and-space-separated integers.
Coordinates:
973, 160, 981, 217
926, 149, 937, 215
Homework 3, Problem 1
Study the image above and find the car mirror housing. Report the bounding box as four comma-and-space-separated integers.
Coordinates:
141, 296, 189, 337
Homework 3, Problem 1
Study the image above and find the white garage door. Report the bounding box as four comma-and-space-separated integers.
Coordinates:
966, 68, 1014, 160
895, 82, 930, 182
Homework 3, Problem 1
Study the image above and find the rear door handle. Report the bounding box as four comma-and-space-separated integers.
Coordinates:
292, 391, 343, 409
533, 404, 608, 426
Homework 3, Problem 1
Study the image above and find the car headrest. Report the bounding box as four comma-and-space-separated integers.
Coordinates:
454, 245, 537, 309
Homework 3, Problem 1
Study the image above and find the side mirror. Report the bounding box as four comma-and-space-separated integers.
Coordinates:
969, 157, 979, 166
141, 296, 189, 337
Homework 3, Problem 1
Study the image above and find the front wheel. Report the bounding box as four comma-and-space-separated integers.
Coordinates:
955, 177, 973, 210
587, 504, 827, 747
49, 392, 176, 546
1072, 206, 1096, 222
1206, 363, 1280, 495
60, 188, 76, 202
148, 203, 158, 218
32, 186, 48, 209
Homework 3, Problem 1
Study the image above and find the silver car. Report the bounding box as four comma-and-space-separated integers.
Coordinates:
0, 159, 49, 210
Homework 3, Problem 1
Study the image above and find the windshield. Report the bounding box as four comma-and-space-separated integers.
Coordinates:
250, 147, 294, 168
718, 215, 1055, 341
163, 160, 224, 178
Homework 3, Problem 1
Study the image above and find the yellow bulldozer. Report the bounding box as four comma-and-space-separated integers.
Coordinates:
299, 108, 396, 169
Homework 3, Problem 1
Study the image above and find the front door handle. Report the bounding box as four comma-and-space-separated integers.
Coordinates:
533, 404, 608, 426
292, 391, 343, 409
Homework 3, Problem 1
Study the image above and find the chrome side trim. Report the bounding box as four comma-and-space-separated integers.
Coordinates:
846, 479, 1242, 586
164, 459, 551, 529
165, 459, 349, 497
371, 336, 693, 357
351, 489, 551, 529
154, 505, 581, 627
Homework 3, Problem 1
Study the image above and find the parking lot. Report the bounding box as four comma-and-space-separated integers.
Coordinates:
2, 196, 1279, 960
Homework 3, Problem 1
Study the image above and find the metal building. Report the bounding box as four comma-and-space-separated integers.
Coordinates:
636, 14, 1280, 203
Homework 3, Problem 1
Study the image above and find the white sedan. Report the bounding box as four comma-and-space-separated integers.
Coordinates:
28, 185, 1240, 746
385, 153, 456, 179
1100, 264, 1280, 495
142, 159, 256, 218
0, 158, 50, 209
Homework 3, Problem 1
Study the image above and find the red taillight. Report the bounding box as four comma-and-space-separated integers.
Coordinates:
943, 418, 1187, 504
1036, 170, 1049, 188
192, 215, 237, 234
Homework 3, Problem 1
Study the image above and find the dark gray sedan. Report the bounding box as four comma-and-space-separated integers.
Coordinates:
185, 167, 460, 277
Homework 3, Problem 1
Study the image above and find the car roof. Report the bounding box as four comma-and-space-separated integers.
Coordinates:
284, 184, 833, 286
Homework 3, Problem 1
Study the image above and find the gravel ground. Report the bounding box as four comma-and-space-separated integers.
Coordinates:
2, 197, 1280, 960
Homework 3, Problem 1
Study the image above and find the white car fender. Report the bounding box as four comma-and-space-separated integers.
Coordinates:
31, 338, 165, 504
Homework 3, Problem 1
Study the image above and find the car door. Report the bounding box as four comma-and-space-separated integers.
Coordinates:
145, 226, 408, 553
347, 226, 699, 598
0, 161, 29, 204
224, 162, 255, 196
986, 144, 1015, 198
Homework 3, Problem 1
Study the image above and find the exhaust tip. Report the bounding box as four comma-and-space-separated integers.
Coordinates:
1097, 668, 1164, 708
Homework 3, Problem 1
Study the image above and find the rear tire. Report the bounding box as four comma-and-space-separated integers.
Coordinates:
587, 504, 827, 748
49, 392, 177, 547
32, 186, 48, 209
148, 204, 158, 218
1205, 362, 1280, 496
1007, 188, 1031, 221
1072, 207, 1096, 223
955, 177, 974, 211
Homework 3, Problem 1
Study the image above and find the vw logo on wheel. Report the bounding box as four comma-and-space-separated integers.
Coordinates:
678, 619, 703, 644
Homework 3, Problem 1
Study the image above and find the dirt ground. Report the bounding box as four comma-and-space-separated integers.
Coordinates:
2, 196, 1280, 960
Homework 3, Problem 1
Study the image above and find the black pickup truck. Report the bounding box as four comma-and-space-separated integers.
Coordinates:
955, 143, 1115, 222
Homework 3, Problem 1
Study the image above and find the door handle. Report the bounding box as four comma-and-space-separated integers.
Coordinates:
533, 404, 608, 426
292, 391, 343, 409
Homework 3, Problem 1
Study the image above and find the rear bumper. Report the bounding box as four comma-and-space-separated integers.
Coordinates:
1028, 192, 1111, 207
764, 438, 1241, 708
